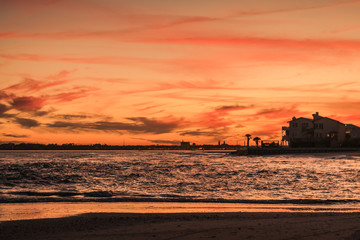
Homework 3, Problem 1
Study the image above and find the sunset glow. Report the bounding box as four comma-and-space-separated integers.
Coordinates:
1, 0, 360, 145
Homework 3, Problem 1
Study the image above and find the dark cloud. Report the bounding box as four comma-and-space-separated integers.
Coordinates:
0, 91, 11, 100
10, 96, 45, 112
179, 128, 227, 137
179, 130, 216, 136
257, 108, 283, 115
0, 103, 9, 114
132, 137, 181, 145
3, 133, 28, 138
46, 121, 84, 129
14, 117, 40, 128
32, 110, 51, 116
148, 139, 180, 144
215, 104, 253, 111
56, 114, 89, 120
0, 103, 15, 118
46, 117, 180, 134
126, 117, 180, 133
52, 113, 113, 121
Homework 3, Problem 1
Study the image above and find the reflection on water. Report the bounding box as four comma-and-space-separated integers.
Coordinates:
0, 150, 359, 203
1, 202, 360, 221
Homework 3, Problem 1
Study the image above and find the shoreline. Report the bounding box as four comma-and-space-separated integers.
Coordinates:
1, 202, 360, 222
233, 147, 360, 155
1, 211, 360, 240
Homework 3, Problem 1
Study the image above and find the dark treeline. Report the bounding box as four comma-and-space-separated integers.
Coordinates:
0, 143, 240, 150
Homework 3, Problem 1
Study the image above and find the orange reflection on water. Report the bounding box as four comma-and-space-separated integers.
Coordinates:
1, 202, 360, 221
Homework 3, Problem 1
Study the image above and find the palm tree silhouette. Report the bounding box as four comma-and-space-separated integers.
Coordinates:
253, 137, 261, 148
245, 134, 252, 148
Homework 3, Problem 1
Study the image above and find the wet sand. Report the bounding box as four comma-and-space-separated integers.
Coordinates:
1, 212, 360, 240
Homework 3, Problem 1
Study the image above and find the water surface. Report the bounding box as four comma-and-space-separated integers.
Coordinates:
1, 150, 359, 204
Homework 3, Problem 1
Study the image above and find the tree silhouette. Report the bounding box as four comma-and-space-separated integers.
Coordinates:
253, 137, 261, 147
245, 134, 252, 147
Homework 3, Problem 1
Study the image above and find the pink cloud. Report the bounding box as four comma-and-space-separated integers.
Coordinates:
138, 37, 360, 51
0, 54, 165, 67
3, 77, 68, 93
250, 126, 281, 139
233, 0, 360, 16
3, 29, 360, 52
51, 87, 97, 103
332, 114, 360, 125
331, 24, 360, 34
190, 105, 246, 129
254, 106, 309, 120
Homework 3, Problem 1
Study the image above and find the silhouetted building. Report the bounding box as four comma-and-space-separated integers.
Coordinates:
282, 112, 350, 147
261, 140, 280, 148
344, 124, 360, 147
346, 124, 360, 139
180, 140, 191, 148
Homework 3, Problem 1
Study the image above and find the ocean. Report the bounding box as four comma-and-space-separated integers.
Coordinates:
1, 150, 360, 204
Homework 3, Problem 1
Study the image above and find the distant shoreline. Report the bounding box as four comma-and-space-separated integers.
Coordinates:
1, 143, 360, 152
0, 142, 240, 150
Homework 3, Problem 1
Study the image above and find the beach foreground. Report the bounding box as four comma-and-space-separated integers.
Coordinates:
1, 212, 360, 240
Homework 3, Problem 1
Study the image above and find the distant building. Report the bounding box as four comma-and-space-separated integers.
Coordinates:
282, 112, 355, 147
261, 140, 280, 148
346, 124, 360, 139
282, 116, 314, 147
344, 124, 360, 147
180, 140, 191, 148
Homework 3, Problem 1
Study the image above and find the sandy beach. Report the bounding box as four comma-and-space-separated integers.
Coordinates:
1, 211, 360, 240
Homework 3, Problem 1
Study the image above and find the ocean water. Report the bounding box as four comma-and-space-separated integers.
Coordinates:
1, 150, 359, 204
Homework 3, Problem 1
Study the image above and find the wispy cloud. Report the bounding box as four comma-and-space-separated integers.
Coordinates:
4, 31, 360, 51
178, 128, 228, 137
330, 25, 360, 34
51, 87, 96, 103
233, 0, 360, 16
46, 116, 182, 134
138, 37, 360, 51
250, 126, 281, 139
3, 133, 29, 138
254, 106, 308, 119
3, 76, 68, 93
14, 117, 40, 128
147, 139, 180, 145
215, 104, 254, 112
1, 75, 97, 116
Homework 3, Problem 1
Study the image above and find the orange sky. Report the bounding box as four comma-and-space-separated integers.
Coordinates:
1, 0, 360, 145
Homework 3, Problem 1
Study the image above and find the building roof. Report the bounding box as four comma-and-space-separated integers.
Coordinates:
314, 116, 344, 125
288, 117, 312, 122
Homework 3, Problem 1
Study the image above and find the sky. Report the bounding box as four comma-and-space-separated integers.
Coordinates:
1, 0, 360, 145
